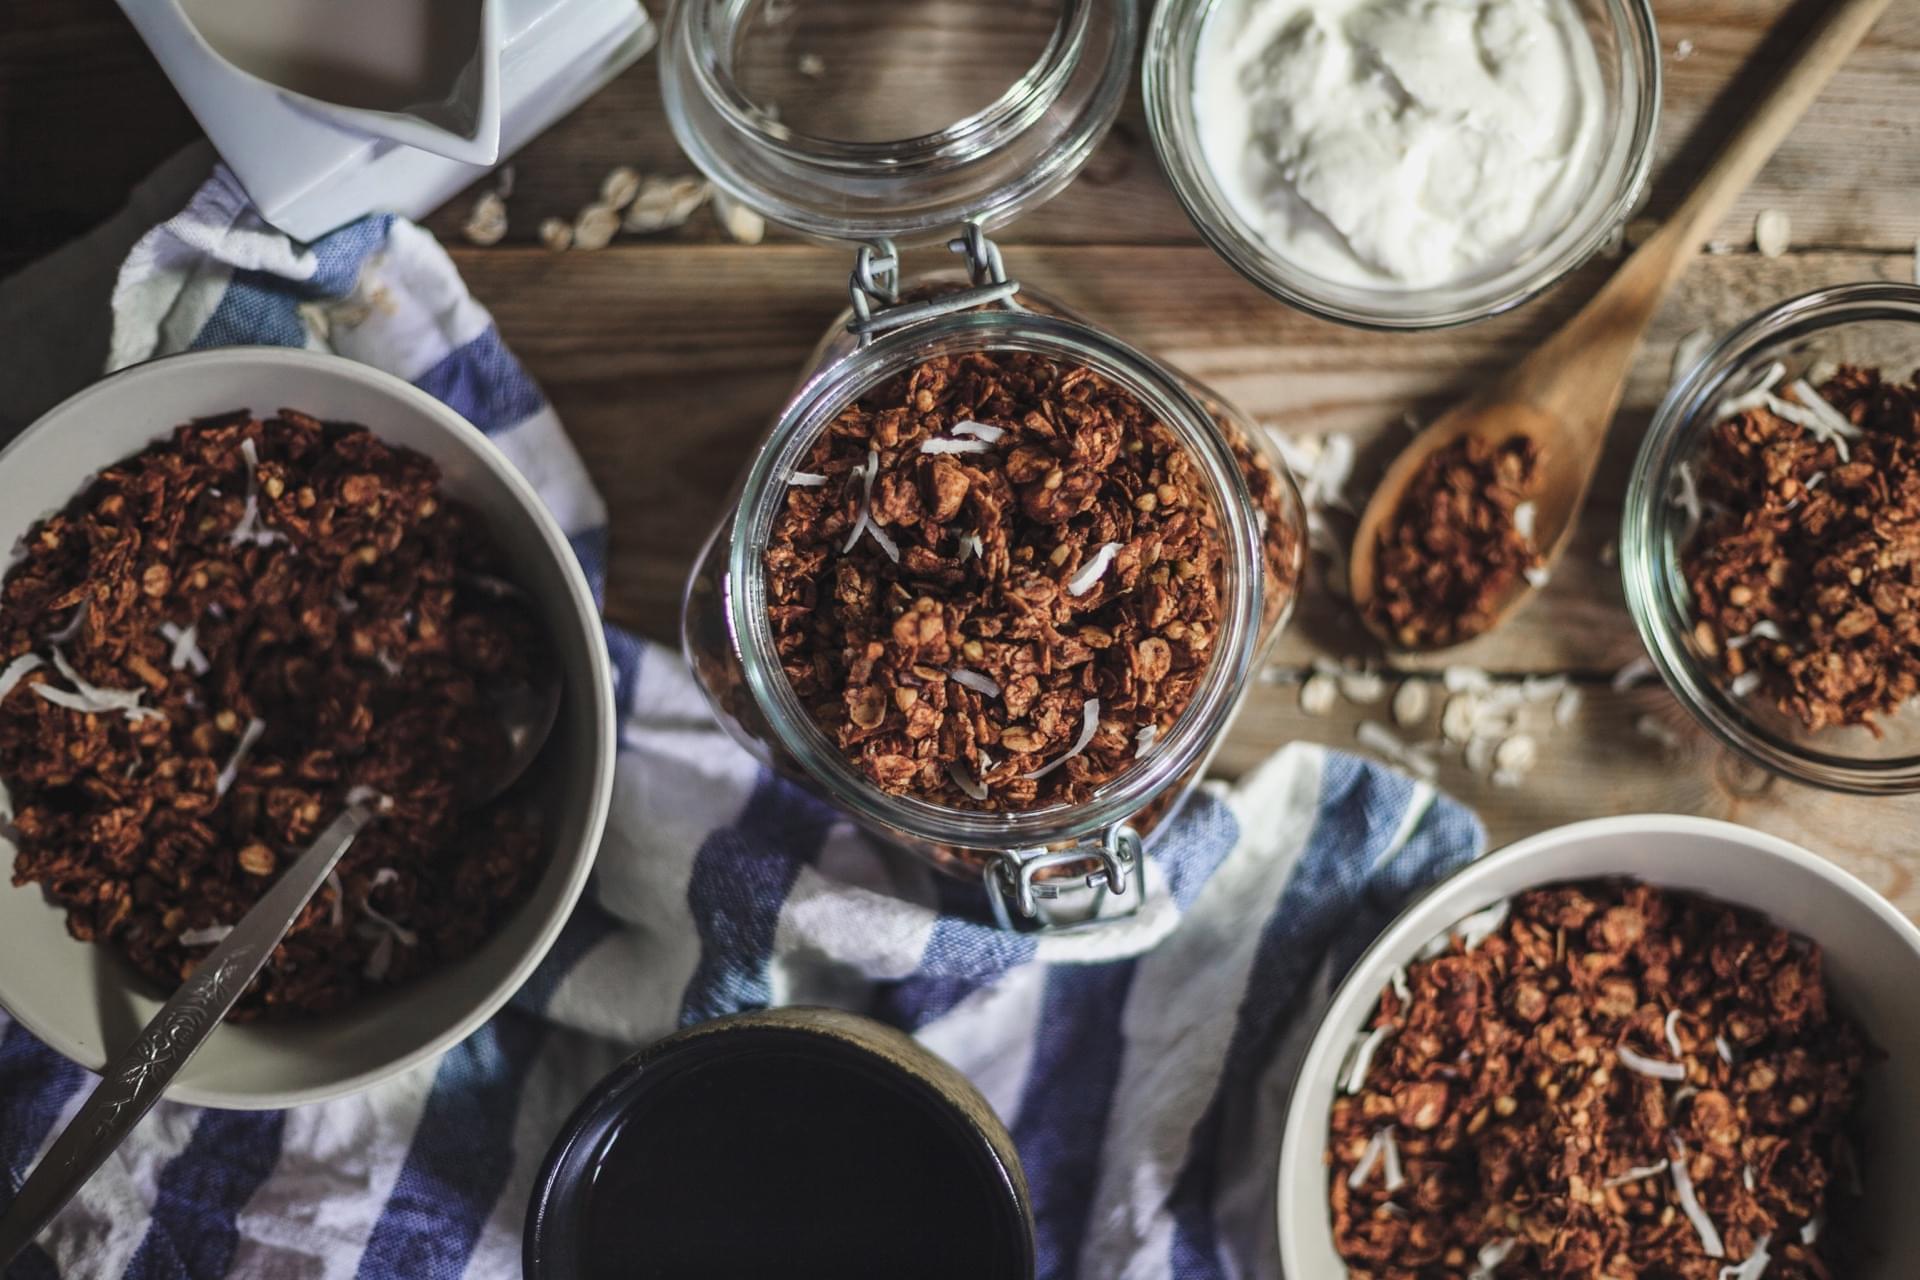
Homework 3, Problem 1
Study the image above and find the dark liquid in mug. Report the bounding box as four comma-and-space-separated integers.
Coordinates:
574, 1032, 1030, 1279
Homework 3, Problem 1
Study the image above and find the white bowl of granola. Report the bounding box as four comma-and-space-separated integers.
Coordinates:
0, 347, 615, 1108
1276, 815, 1920, 1279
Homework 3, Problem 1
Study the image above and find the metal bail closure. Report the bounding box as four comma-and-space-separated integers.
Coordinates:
984, 824, 1145, 934
846, 224, 1023, 347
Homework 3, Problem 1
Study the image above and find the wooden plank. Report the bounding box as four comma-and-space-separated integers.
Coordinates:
5, 0, 1919, 269
419, 0, 1920, 252
455, 240, 1913, 672
452, 239, 1920, 915
1213, 674, 1920, 922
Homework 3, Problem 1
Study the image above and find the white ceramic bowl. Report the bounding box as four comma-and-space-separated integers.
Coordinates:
1276, 815, 1920, 1278
0, 347, 616, 1109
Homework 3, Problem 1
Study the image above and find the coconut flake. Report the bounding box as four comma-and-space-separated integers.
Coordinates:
1524, 566, 1552, 589
215, 717, 267, 799
1389, 966, 1410, 1004
1340, 670, 1389, 705
1787, 379, 1861, 439
1602, 1160, 1670, 1188
1356, 721, 1438, 781
1617, 1043, 1687, 1080
945, 761, 989, 801
1730, 671, 1762, 699
1719, 1232, 1772, 1280
788, 471, 828, 487
0, 653, 44, 704
159, 622, 210, 675
1668, 459, 1705, 534
1800, 1216, 1821, 1245
43, 648, 162, 722
1343, 1023, 1394, 1094
951, 421, 1007, 443
1380, 1127, 1406, 1192
1636, 714, 1684, 751
1443, 665, 1494, 693
1715, 1035, 1735, 1065
1134, 724, 1158, 757
1066, 542, 1123, 597
1672, 328, 1715, 385
842, 450, 881, 554
228, 439, 285, 548
919, 437, 994, 455
1665, 1009, 1686, 1059
950, 668, 1002, 699
1744, 1162, 1757, 1192
1022, 698, 1101, 780
1347, 1129, 1389, 1189
1467, 1238, 1518, 1280
363, 930, 396, 982
960, 533, 986, 561
1668, 1136, 1727, 1258
1513, 501, 1537, 540
1727, 621, 1784, 650
46, 601, 89, 644
360, 876, 419, 948
178, 925, 233, 948
345, 785, 393, 813
1455, 899, 1511, 952
1613, 655, 1657, 693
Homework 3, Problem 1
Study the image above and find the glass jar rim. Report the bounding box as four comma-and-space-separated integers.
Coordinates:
677, 0, 1089, 167
1139, 0, 1663, 331
1621, 281, 1920, 794
725, 308, 1266, 848
660, 0, 1135, 242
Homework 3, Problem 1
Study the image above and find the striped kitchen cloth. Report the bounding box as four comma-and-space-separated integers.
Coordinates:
0, 167, 1486, 1280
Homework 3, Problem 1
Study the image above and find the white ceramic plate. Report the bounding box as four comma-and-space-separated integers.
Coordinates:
1276, 815, 1920, 1278
0, 347, 616, 1108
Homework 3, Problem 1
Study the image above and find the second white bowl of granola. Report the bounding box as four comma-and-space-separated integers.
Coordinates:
1275, 814, 1920, 1279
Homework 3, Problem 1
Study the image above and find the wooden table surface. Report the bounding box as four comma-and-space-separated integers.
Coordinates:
6, 0, 1920, 919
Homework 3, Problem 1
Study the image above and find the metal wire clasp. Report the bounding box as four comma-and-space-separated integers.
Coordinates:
846, 224, 1023, 347
984, 825, 1143, 933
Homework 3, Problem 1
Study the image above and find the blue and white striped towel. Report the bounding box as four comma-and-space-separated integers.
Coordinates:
0, 168, 1486, 1280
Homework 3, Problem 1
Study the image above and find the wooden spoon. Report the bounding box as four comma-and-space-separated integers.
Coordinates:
1350, 0, 1896, 650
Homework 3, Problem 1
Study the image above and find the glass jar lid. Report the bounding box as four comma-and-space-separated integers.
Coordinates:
659, 0, 1135, 242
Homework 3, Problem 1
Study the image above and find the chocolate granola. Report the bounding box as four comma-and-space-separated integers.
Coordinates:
1680, 365, 1920, 733
0, 410, 549, 1018
763, 350, 1236, 811
1330, 880, 1868, 1279
1363, 434, 1546, 650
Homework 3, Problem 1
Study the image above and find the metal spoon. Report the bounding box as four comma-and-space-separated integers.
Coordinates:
1348, 0, 1895, 650
0, 675, 560, 1267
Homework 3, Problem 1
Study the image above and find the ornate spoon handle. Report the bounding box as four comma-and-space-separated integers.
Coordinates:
0, 799, 380, 1267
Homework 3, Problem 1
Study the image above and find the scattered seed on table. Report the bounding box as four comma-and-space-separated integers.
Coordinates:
1755, 208, 1791, 258
1300, 673, 1339, 717
1391, 678, 1431, 727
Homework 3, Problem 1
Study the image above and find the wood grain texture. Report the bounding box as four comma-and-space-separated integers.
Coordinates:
5, 0, 1920, 911
4, 0, 1919, 268
456, 240, 1920, 900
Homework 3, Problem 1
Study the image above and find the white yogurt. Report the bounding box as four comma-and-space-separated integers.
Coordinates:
1193, 0, 1604, 290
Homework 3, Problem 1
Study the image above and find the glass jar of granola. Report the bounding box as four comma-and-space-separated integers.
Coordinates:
665, 1, 1307, 929
1623, 282, 1920, 794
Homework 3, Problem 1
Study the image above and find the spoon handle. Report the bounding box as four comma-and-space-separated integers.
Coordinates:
1658, 0, 1897, 270
0, 800, 380, 1268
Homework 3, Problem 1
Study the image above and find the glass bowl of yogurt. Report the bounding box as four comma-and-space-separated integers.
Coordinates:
1143, 0, 1660, 330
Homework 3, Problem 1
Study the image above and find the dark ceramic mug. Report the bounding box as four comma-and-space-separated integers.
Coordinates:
524, 1007, 1035, 1280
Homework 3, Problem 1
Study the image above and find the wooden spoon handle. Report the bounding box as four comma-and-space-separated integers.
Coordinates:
1512, 0, 1894, 425
1659, 0, 1896, 268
